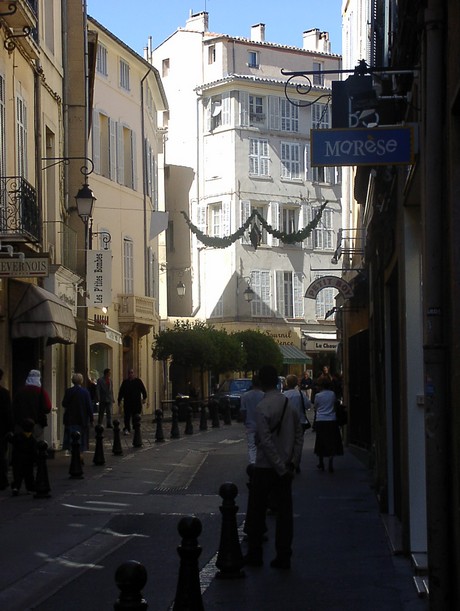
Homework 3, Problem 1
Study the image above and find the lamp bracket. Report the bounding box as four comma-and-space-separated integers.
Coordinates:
41, 156, 94, 176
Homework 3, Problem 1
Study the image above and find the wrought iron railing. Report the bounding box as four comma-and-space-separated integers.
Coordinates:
0, 176, 40, 242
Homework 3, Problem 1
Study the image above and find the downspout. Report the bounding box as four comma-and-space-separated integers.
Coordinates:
141, 69, 150, 295
422, 2, 450, 607
61, 0, 69, 211
82, 1, 89, 157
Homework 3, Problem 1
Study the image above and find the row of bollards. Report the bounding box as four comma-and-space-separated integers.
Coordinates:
25, 402, 230, 500
114, 481, 244, 610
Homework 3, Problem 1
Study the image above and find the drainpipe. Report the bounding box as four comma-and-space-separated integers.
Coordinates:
140, 69, 150, 295
422, 2, 450, 607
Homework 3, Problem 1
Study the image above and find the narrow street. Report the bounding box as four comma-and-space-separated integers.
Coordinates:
0, 419, 427, 611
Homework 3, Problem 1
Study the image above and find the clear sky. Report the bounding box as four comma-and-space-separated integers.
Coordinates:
86, 0, 343, 56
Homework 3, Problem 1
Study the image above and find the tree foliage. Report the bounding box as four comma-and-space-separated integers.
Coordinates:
233, 329, 284, 374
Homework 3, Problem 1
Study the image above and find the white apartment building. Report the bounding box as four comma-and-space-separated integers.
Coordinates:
152, 12, 342, 380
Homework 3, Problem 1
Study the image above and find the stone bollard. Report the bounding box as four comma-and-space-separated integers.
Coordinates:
155, 409, 165, 443
132, 414, 143, 448
199, 402, 208, 431
112, 419, 123, 456
93, 424, 106, 465
34, 440, 51, 499
215, 482, 245, 579
210, 399, 220, 428
114, 560, 148, 611
69, 430, 84, 479
170, 404, 180, 439
184, 405, 193, 435
222, 398, 232, 425
173, 516, 204, 611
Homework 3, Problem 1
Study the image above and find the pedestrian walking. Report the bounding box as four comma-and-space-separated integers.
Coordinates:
62, 373, 94, 460
10, 417, 37, 496
117, 369, 147, 435
239, 375, 264, 465
283, 374, 311, 473
96, 368, 114, 428
243, 365, 304, 570
13, 369, 52, 440
313, 376, 344, 473
0, 368, 13, 490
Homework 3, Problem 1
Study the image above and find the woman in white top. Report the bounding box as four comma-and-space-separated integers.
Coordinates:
313, 376, 343, 472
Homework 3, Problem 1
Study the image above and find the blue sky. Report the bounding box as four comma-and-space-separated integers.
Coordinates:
86, 0, 343, 56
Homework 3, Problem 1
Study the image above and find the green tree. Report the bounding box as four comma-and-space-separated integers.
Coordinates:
232, 330, 283, 375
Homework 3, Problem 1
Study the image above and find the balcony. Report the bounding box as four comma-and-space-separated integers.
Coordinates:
117, 294, 158, 336
1, 0, 39, 55
332, 227, 366, 269
0, 176, 40, 243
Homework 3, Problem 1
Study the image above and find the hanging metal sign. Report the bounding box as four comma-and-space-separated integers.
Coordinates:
311, 126, 415, 166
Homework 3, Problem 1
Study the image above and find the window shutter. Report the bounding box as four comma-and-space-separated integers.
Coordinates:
275, 271, 284, 318
304, 143, 311, 181
196, 201, 207, 233
131, 130, 137, 190
269, 96, 280, 130
109, 118, 116, 180
268, 202, 279, 247
293, 272, 304, 318
240, 200, 251, 244
302, 203, 313, 249
222, 92, 231, 125
116, 122, 124, 184
239, 91, 249, 127
221, 200, 231, 237
92, 110, 101, 174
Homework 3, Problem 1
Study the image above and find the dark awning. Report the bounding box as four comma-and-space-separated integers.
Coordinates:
279, 345, 312, 365
9, 280, 77, 344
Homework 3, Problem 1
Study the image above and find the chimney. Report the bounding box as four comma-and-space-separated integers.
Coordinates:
303, 28, 331, 53
185, 11, 209, 33
250, 23, 265, 42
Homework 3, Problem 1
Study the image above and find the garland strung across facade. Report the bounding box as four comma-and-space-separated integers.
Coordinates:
181, 201, 328, 249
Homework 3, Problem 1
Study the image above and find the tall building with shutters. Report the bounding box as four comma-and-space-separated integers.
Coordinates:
151, 12, 342, 381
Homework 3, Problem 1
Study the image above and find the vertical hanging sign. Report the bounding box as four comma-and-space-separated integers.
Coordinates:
86, 250, 112, 307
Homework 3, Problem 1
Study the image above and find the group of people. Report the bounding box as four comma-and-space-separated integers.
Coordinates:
240, 364, 344, 570
0, 366, 147, 495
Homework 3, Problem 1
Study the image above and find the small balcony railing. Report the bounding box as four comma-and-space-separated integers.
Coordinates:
0, 176, 40, 243
331, 227, 366, 268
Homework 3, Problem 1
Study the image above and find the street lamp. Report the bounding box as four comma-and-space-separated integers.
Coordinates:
75, 183, 96, 250
176, 280, 186, 297
242, 277, 255, 303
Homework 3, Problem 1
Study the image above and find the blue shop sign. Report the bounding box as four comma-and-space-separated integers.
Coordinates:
311, 126, 415, 166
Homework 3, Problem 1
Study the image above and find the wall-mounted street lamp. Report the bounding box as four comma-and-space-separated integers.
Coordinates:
242, 277, 255, 303
75, 183, 96, 250
176, 280, 186, 297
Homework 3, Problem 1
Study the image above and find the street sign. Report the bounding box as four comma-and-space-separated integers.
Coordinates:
311, 126, 415, 166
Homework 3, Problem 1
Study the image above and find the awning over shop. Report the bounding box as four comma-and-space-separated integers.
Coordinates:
279, 345, 313, 365
303, 332, 337, 341
10, 280, 77, 344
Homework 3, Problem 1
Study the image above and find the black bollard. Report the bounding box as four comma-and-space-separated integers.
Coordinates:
222, 397, 232, 425
210, 399, 220, 428
114, 560, 148, 611
184, 405, 193, 435
155, 409, 165, 443
34, 440, 51, 499
170, 404, 180, 439
69, 430, 84, 479
112, 419, 123, 456
173, 516, 204, 611
132, 414, 143, 448
199, 402, 208, 431
215, 482, 245, 579
93, 424, 106, 465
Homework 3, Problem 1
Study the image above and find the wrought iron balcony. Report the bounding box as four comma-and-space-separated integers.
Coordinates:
331, 227, 366, 269
1, 0, 39, 53
0, 176, 40, 243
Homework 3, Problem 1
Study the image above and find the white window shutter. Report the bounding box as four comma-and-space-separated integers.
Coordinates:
293, 272, 304, 318
275, 271, 284, 317
92, 110, 101, 174
221, 200, 231, 237
268, 201, 279, 247
222, 92, 231, 125
240, 200, 251, 244
302, 203, 313, 249
304, 143, 311, 181
196, 201, 207, 233
239, 91, 249, 127
269, 96, 280, 130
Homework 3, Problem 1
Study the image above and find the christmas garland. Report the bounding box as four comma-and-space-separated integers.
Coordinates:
181, 201, 328, 249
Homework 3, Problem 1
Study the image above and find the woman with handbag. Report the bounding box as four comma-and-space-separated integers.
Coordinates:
313, 376, 343, 473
